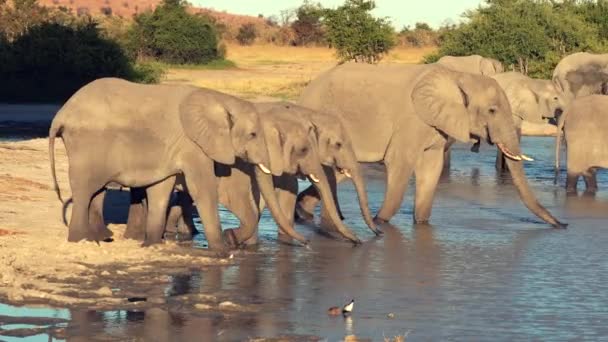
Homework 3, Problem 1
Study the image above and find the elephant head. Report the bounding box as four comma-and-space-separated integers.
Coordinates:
530, 80, 567, 123
179, 89, 272, 174
260, 108, 361, 243
412, 67, 567, 228
481, 57, 504, 75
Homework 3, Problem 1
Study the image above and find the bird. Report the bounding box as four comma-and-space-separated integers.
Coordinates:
327, 299, 354, 316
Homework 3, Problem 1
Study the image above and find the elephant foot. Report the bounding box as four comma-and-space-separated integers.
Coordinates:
373, 216, 389, 226
223, 228, 243, 249
141, 236, 164, 247
94, 226, 114, 243
414, 218, 430, 225
124, 229, 145, 241
294, 204, 314, 223
583, 187, 598, 197
566, 188, 578, 197
67, 228, 97, 243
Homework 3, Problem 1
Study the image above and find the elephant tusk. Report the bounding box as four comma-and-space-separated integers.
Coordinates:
258, 163, 271, 174
343, 169, 352, 178
520, 154, 534, 162
497, 143, 522, 161
309, 173, 320, 183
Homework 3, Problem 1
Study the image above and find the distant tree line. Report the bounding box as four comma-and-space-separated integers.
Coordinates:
426, 0, 608, 78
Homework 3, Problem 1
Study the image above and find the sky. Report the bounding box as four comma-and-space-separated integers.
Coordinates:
191, 0, 485, 29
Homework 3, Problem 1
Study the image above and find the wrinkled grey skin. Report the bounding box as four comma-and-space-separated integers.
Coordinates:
256, 102, 379, 236
298, 63, 566, 228
437, 55, 504, 75
127, 104, 368, 246
49, 78, 273, 250
555, 95, 608, 194
491, 72, 567, 171
552, 52, 608, 103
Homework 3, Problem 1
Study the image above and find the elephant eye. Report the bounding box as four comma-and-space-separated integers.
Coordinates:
488, 108, 497, 115
249, 132, 257, 139
300, 147, 309, 154
335, 142, 342, 149
553, 96, 559, 101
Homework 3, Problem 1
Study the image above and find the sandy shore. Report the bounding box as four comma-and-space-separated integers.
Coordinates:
0, 139, 236, 309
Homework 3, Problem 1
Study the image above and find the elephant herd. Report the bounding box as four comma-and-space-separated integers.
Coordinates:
48, 51, 608, 251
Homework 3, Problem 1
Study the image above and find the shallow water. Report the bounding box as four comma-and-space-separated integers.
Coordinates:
2, 137, 608, 341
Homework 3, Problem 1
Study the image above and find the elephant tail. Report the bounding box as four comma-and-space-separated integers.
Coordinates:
554, 106, 569, 184
49, 120, 64, 205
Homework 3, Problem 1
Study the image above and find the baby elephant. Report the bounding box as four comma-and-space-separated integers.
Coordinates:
555, 95, 608, 194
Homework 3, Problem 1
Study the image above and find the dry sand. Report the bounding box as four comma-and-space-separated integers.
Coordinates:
0, 139, 236, 309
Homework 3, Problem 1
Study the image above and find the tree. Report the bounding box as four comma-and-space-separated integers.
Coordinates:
236, 23, 257, 45
128, 0, 222, 64
323, 0, 396, 63
291, 0, 325, 45
429, 0, 604, 78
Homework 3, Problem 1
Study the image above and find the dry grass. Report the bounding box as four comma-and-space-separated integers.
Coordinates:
162, 44, 436, 101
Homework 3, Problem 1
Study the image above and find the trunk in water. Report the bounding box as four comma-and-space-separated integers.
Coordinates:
349, 166, 382, 235
554, 108, 569, 183
505, 158, 567, 228
254, 167, 309, 246
312, 165, 361, 244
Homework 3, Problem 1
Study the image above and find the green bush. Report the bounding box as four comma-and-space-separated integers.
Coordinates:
236, 23, 257, 45
428, 0, 606, 78
128, 0, 222, 64
323, 0, 396, 63
0, 21, 145, 102
291, 1, 325, 46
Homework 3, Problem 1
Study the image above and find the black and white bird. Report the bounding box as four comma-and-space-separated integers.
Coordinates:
328, 299, 355, 316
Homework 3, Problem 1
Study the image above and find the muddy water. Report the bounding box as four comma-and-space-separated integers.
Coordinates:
2, 137, 608, 341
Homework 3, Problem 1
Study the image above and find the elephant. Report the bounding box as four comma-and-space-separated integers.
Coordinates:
490, 71, 566, 171
437, 55, 504, 76
122, 102, 374, 248
49, 77, 277, 250
297, 62, 567, 228
552, 52, 608, 102
555, 95, 608, 194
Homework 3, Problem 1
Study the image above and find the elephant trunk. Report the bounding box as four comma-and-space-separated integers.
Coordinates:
505, 158, 567, 228
311, 164, 361, 244
349, 164, 382, 236
254, 167, 309, 246
554, 108, 569, 183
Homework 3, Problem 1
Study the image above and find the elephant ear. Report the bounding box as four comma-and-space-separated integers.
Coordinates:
411, 69, 471, 143
262, 122, 285, 176
179, 90, 235, 165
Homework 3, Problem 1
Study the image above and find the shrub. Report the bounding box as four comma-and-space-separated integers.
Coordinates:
323, 0, 396, 63
236, 23, 257, 45
291, 0, 325, 46
128, 0, 222, 64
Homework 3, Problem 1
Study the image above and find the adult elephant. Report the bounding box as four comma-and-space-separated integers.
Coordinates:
552, 52, 608, 102
297, 63, 567, 228
491, 72, 566, 171
437, 55, 504, 76
125, 104, 366, 246
49, 78, 274, 250
555, 95, 608, 194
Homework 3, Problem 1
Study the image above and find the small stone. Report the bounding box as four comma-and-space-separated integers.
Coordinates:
101, 270, 110, 276
8, 292, 23, 302
219, 301, 240, 311
195, 303, 213, 310
116, 270, 127, 276
96, 286, 113, 296
387, 313, 396, 319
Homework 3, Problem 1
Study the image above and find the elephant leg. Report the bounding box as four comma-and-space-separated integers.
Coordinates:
294, 185, 320, 222
176, 191, 198, 238
374, 147, 416, 224
583, 169, 598, 195
67, 165, 106, 242
320, 171, 348, 229
413, 148, 444, 223
566, 172, 579, 195
124, 187, 147, 241
88, 190, 113, 241
182, 161, 226, 251
442, 149, 451, 174
165, 201, 182, 237
222, 192, 259, 248
142, 178, 176, 247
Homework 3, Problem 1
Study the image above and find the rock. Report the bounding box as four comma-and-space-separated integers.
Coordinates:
116, 270, 127, 276
387, 313, 396, 319
194, 303, 213, 310
96, 286, 113, 297
100, 270, 110, 276
218, 301, 240, 310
